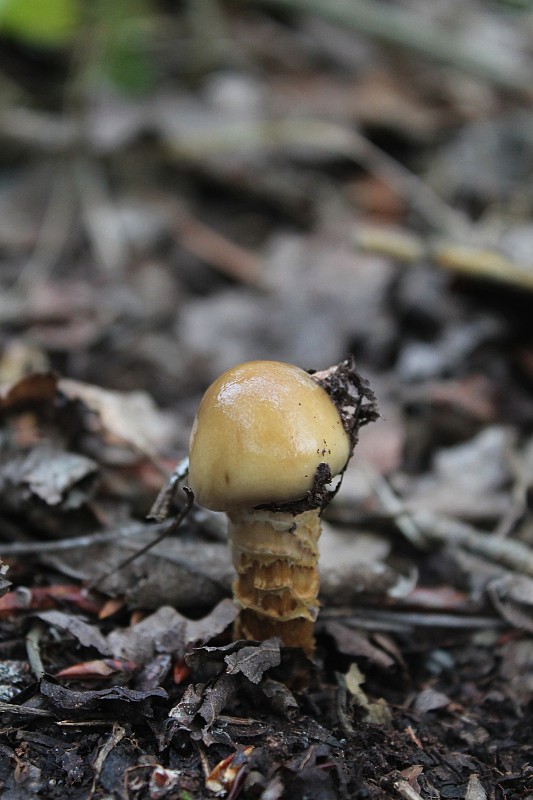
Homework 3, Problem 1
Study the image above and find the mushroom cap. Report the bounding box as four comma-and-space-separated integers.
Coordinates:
188, 360, 350, 512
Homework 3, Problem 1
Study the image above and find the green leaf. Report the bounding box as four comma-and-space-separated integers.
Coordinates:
102, 17, 156, 94
90, 0, 157, 95
0, 0, 78, 46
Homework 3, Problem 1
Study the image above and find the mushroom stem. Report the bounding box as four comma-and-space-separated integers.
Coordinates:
228, 507, 321, 654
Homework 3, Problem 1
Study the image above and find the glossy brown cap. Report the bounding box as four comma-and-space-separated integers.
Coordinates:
188, 361, 350, 512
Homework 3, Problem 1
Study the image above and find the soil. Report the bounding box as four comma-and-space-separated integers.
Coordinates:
1, 2, 533, 798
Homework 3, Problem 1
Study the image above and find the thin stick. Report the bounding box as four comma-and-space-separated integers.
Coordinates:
13, 160, 76, 291
335, 671, 355, 736
89, 723, 126, 798
0, 701, 54, 718
370, 470, 533, 577
26, 622, 45, 680
394, 779, 425, 800
413, 510, 533, 577
167, 118, 468, 236
252, 0, 533, 94
89, 488, 194, 590
173, 205, 263, 286
0, 521, 170, 557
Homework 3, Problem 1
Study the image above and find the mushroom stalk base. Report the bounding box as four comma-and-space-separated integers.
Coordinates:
228, 507, 321, 655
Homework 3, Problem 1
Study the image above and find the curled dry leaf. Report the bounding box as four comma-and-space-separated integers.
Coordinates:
148, 765, 183, 799
464, 773, 488, 800
107, 600, 237, 665
40, 677, 167, 719
58, 378, 175, 458
36, 610, 111, 655
54, 658, 137, 680
205, 745, 254, 796
0, 585, 100, 617
37, 601, 237, 669
260, 677, 298, 715
413, 686, 451, 714
0, 446, 98, 514
169, 672, 239, 746
188, 640, 304, 712
185, 639, 282, 680
224, 638, 281, 684
135, 654, 173, 692
0, 559, 10, 600
321, 620, 396, 669
499, 637, 533, 709
0, 372, 57, 411
344, 662, 392, 726
171, 639, 286, 746
488, 574, 533, 633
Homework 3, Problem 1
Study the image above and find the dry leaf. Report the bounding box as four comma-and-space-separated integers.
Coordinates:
107, 600, 237, 665
489, 574, 533, 633
169, 673, 238, 746
413, 686, 451, 713
0, 372, 57, 411
322, 621, 395, 669
40, 677, 166, 719
344, 662, 392, 726
224, 638, 281, 684
58, 378, 174, 457
37, 610, 110, 654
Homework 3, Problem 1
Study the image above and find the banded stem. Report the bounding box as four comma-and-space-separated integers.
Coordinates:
229, 508, 321, 654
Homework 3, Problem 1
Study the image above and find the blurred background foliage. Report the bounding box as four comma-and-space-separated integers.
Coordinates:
0, 0, 156, 94
0, 0, 78, 48
2, 0, 533, 405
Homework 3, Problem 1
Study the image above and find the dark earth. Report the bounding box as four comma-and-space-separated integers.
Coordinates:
1, 2, 533, 798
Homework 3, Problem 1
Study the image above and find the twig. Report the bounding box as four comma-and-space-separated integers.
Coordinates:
0, 493, 225, 559
394, 779, 426, 800
0, 701, 54, 718
335, 671, 355, 737
252, 0, 533, 94
148, 456, 190, 521
13, 160, 77, 291
89, 488, 194, 590
25, 623, 45, 680
319, 608, 503, 632
369, 469, 427, 548
413, 510, 533, 576
355, 227, 533, 294
370, 471, 533, 577
172, 203, 263, 286
0, 521, 170, 557
434, 242, 533, 292
350, 131, 470, 239
195, 741, 213, 783
73, 155, 131, 274
57, 719, 118, 727
89, 722, 126, 798
167, 118, 468, 236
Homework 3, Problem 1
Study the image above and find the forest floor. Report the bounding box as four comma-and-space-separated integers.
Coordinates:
1, 2, 533, 798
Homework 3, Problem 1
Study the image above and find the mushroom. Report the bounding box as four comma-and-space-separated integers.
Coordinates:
188, 359, 377, 655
